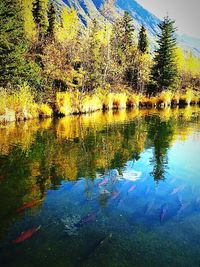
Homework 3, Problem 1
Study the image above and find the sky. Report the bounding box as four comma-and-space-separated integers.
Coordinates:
137, 0, 200, 39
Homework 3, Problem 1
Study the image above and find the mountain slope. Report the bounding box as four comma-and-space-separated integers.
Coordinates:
53, 0, 200, 55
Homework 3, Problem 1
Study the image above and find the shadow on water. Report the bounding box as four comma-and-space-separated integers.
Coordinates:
0, 107, 200, 267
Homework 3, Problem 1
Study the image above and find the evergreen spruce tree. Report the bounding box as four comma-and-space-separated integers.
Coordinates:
32, 0, 48, 40
0, 0, 28, 86
138, 25, 148, 53
47, 3, 56, 38
122, 11, 135, 50
151, 16, 178, 92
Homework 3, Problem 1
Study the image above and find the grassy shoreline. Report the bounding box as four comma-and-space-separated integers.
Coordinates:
1, 87, 200, 124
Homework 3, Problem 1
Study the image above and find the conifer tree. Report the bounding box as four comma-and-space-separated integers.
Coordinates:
138, 25, 148, 53
32, 0, 48, 40
0, 0, 28, 86
122, 11, 135, 50
151, 16, 178, 92
47, 3, 56, 38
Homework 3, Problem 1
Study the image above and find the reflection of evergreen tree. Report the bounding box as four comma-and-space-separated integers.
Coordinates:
147, 116, 175, 181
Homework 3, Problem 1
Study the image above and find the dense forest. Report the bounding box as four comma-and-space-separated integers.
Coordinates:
0, 0, 200, 122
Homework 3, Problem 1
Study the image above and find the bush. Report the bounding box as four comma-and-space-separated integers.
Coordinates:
38, 104, 53, 118
0, 84, 39, 122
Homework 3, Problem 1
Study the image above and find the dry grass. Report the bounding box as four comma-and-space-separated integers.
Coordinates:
127, 93, 143, 107
102, 93, 114, 110
0, 84, 38, 122
56, 92, 73, 116
80, 94, 102, 113
158, 90, 173, 106
112, 93, 128, 109
38, 104, 53, 118
179, 88, 198, 105
1, 86, 200, 124
0, 84, 53, 123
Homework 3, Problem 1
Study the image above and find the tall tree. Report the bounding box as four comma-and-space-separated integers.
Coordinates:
22, 0, 37, 41
151, 16, 178, 92
138, 25, 148, 53
56, 7, 79, 44
109, 12, 135, 86
47, 3, 56, 38
122, 11, 135, 51
32, 0, 48, 40
0, 0, 28, 86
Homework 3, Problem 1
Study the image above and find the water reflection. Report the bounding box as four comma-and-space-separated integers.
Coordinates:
0, 107, 200, 267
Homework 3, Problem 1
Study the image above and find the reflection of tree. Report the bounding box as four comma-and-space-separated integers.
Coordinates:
147, 116, 175, 181
1, 108, 200, 240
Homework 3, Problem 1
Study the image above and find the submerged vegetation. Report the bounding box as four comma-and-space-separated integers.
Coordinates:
0, 0, 200, 122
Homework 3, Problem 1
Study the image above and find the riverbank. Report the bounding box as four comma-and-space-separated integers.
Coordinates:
0, 85, 200, 123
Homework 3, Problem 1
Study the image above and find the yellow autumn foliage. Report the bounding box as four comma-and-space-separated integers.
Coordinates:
38, 104, 53, 118
22, 0, 37, 40
56, 7, 79, 43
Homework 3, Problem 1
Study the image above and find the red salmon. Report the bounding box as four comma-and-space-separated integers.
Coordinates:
144, 199, 155, 214
16, 200, 41, 213
12, 225, 41, 244
160, 203, 168, 222
75, 212, 96, 228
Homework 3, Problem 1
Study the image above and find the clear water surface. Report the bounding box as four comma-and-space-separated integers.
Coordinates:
0, 107, 200, 267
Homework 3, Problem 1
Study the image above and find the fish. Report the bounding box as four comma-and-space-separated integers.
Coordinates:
111, 191, 120, 200
144, 185, 151, 195
144, 199, 155, 214
16, 200, 42, 213
170, 185, 185, 196
99, 178, 109, 187
194, 196, 200, 210
12, 225, 41, 244
75, 212, 97, 228
128, 185, 136, 193
82, 233, 112, 261
160, 203, 168, 222
74, 179, 83, 187
177, 195, 183, 207
176, 203, 189, 217
169, 178, 176, 185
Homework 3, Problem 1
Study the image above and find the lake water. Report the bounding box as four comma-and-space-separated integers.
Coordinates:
0, 107, 200, 267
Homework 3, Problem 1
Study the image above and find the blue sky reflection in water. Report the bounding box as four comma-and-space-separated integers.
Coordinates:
0, 107, 200, 267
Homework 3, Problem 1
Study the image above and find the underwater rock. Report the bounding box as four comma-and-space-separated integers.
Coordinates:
99, 189, 111, 196
61, 215, 81, 236
122, 170, 142, 181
